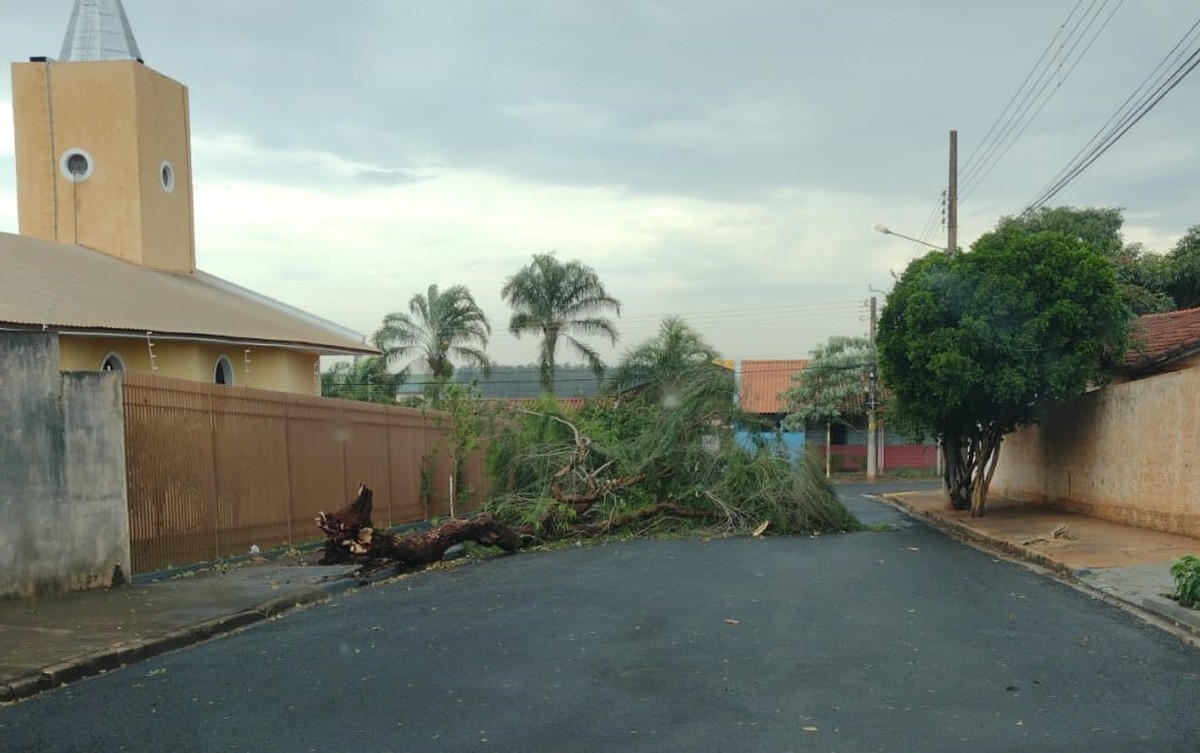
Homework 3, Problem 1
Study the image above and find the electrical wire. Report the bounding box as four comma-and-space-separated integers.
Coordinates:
961, 0, 1124, 200
1022, 14, 1200, 212
960, 0, 1123, 199
958, 0, 1087, 183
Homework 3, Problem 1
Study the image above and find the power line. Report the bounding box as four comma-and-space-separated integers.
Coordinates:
959, 0, 1087, 181
960, 0, 1103, 189
960, 0, 1124, 199
1023, 14, 1200, 212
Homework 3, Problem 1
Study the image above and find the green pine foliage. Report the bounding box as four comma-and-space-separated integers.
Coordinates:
485, 318, 860, 541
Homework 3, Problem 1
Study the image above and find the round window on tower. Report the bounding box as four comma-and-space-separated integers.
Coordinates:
160, 160, 175, 193
59, 148, 94, 182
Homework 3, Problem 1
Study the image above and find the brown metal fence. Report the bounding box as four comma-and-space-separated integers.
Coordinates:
122, 373, 485, 574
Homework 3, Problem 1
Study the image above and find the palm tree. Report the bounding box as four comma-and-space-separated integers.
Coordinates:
501, 253, 621, 393
321, 356, 405, 404
373, 284, 493, 390
607, 316, 723, 402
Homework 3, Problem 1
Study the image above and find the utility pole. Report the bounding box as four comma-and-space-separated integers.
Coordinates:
947, 129, 958, 254
866, 296, 878, 481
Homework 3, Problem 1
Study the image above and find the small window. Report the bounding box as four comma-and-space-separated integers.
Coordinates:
100, 353, 125, 371
160, 160, 175, 193
214, 356, 234, 386
60, 148, 94, 182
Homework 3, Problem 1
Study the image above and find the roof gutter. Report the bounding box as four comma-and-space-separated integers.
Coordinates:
0, 324, 378, 356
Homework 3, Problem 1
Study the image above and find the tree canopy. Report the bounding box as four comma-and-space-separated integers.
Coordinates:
373, 284, 493, 393
780, 335, 871, 477
780, 335, 871, 432
877, 222, 1129, 515
501, 253, 621, 393
1168, 225, 1200, 309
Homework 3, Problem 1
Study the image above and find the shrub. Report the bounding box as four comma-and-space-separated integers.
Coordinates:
1170, 555, 1200, 608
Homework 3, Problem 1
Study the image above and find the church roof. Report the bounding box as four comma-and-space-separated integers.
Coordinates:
0, 232, 375, 355
59, 0, 143, 62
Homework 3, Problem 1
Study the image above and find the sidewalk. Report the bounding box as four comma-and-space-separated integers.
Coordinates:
885, 490, 1200, 636
0, 554, 407, 704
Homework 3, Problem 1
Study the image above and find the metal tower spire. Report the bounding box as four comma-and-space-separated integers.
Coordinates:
59, 0, 143, 62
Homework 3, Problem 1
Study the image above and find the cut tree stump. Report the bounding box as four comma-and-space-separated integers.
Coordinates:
316, 484, 522, 567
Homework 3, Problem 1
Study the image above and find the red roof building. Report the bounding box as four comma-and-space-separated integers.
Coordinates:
1123, 306, 1200, 376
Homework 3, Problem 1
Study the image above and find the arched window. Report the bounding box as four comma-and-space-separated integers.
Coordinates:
214, 356, 234, 386
100, 352, 125, 371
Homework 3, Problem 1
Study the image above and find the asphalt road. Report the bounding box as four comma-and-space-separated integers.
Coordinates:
3, 482, 1199, 752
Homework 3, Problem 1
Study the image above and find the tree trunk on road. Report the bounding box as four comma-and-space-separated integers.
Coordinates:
316, 484, 521, 567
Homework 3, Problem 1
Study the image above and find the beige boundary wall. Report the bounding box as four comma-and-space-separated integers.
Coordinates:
124, 373, 484, 574
992, 366, 1200, 538
1, 328, 485, 595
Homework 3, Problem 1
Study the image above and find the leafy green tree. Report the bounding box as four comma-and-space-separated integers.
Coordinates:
999, 206, 1173, 314
1114, 243, 1177, 314
501, 253, 621, 393
374, 284, 493, 404
321, 356, 404, 404
997, 206, 1124, 257
877, 224, 1129, 516
1167, 225, 1200, 309
780, 336, 871, 478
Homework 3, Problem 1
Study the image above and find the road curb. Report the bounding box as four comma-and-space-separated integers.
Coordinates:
883, 493, 1200, 637
0, 563, 407, 706
891, 497, 1075, 578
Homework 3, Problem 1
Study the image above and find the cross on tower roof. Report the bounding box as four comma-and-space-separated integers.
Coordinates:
59, 0, 143, 62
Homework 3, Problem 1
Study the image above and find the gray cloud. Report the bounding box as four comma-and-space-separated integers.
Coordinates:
354, 167, 425, 187
4, 1, 1192, 218
4, 0, 1200, 362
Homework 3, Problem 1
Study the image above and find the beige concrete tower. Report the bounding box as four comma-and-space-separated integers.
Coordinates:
11, 0, 196, 272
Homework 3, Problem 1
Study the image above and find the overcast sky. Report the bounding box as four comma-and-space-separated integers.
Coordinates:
2, 1, 1198, 366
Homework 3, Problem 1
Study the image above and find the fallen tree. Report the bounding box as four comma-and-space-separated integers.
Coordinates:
315, 322, 862, 567
316, 484, 520, 567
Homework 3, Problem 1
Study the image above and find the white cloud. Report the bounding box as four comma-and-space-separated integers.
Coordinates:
0, 101, 12, 159
190, 138, 894, 363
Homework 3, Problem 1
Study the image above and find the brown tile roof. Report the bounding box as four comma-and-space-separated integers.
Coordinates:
738, 359, 808, 413
0, 232, 375, 354
1124, 307, 1200, 373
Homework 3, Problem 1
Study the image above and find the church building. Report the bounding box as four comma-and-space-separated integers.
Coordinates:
2, 0, 374, 394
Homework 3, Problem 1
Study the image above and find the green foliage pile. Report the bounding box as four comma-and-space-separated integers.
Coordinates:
485, 397, 858, 541
484, 321, 860, 543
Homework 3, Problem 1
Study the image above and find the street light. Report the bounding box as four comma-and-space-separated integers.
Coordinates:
873, 224, 945, 251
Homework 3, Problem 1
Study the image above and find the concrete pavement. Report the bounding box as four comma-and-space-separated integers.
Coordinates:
0, 556, 375, 703
3, 484, 1200, 707
885, 488, 1200, 635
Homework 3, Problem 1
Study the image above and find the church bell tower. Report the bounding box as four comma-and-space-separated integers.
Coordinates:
11, 0, 196, 272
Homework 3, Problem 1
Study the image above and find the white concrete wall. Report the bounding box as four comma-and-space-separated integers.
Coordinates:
0, 333, 130, 597
992, 366, 1200, 537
